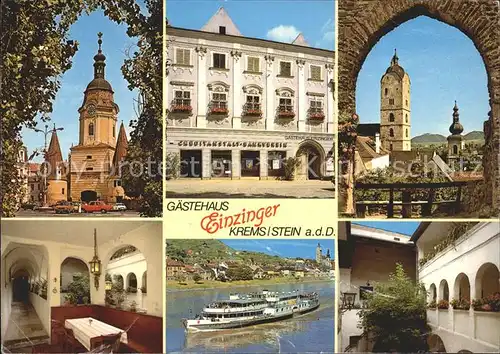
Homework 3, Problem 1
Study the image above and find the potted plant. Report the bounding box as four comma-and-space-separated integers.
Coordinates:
129, 301, 137, 312
427, 300, 437, 309
140, 286, 147, 294
82, 296, 90, 305
437, 299, 449, 309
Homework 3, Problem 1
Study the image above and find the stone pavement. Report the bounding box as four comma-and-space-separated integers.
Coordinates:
166, 179, 335, 198
3, 302, 49, 350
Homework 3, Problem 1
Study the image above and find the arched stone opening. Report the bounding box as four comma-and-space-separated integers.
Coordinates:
439, 279, 449, 301
338, 0, 500, 214
427, 334, 447, 352
12, 269, 31, 303
60, 257, 90, 305
81, 190, 97, 202
296, 140, 326, 180
475, 262, 500, 299
453, 273, 471, 301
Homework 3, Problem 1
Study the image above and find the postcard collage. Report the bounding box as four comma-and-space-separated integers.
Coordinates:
1, 0, 499, 353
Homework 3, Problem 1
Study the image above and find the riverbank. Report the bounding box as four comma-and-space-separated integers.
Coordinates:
166, 277, 333, 292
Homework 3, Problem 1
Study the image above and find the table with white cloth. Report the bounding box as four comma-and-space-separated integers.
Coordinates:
64, 317, 128, 351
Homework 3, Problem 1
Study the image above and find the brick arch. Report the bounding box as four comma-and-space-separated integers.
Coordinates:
339, 0, 500, 213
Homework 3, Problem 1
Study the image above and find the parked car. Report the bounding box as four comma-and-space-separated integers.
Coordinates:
81, 200, 113, 213
71, 202, 81, 213
112, 203, 127, 211
54, 201, 74, 214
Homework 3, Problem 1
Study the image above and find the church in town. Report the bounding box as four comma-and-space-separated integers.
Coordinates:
166, 7, 335, 181
315, 242, 332, 268
355, 50, 469, 174
40, 33, 129, 205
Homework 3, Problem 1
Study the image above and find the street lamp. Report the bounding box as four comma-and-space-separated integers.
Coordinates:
31, 122, 64, 207
89, 228, 102, 290
340, 292, 357, 313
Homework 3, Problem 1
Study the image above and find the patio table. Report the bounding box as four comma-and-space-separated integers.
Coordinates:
64, 317, 128, 351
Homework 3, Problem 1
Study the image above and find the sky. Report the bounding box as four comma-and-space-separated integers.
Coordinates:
352, 221, 420, 236
357, 16, 489, 138
221, 239, 335, 260
166, 0, 335, 50
21, 10, 138, 163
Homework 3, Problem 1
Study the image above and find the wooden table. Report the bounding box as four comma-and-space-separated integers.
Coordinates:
64, 317, 128, 351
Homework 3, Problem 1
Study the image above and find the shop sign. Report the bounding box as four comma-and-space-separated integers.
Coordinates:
178, 140, 288, 148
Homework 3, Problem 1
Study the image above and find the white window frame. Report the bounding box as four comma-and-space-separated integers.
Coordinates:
211, 51, 228, 69
309, 64, 322, 81
210, 85, 228, 110
244, 88, 262, 112
173, 89, 192, 106
246, 56, 260, 73
175, 47, 191, 66
277, 89, 294, 113
309, 96, 324, 113
279, 60, 293, 77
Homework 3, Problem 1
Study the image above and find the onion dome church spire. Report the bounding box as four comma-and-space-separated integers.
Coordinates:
86, 32, 113, 93
449, 101, 464, 135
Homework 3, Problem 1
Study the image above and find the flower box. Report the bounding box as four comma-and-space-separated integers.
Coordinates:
472, 294, 500, 312
278, 111, 295, 119
171, 105, 192, 113
243, 109, 262, 117
437, 299, 449, 309
210, 107, 229, 115
451, 298, 470, 310
309, 112, 325, 120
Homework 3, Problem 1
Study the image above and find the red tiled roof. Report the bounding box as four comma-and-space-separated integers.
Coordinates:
166, 259, 184, 267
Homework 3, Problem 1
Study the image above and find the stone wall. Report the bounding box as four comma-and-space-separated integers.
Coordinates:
338, 0, 500, 214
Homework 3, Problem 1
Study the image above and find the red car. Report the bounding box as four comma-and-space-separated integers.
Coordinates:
81, 201, 113, 213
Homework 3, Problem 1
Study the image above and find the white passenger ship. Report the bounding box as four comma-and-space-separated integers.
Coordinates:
183, 290, 320, 332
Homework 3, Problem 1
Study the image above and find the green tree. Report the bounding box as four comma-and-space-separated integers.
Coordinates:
359, 263, 429, 352
66, 273, 91, 305
1, 0, 161, 217
192, 274, 202, 283
227, 266, 254, 281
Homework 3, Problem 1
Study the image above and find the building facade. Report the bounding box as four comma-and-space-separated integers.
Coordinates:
338, 222, 416, 352
69, 33, 128, 203
380, 50, 411, 152
413, 222, 500, 353
166, 8, 335, 180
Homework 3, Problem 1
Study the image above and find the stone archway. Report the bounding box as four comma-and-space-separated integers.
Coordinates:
475, 262, 500, 299
81, 190, 97, 202
338, 0, 500, 214
296, 140, 325, 180
453, 273, 471, 301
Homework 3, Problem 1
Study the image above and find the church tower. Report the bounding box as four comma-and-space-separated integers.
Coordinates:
316, 243, 322, 264
380, 50, 411, 152
45, 127, 67, 205
69, 32, 120, 203
447, 101, 464, 166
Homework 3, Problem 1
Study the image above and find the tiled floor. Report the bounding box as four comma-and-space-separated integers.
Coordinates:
3, 302, 49, 350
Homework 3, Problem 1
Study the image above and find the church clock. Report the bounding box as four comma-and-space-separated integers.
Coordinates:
87, 104, 96, 117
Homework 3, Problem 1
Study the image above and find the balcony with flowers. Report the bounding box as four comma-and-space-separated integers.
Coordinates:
276, 104, 295, 119
209, 100, 229, 116
242, 102, 262, 119
170, 98, 192, 114
308, 106, 325, 122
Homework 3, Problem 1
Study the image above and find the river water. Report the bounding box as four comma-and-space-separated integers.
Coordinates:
166, 281, 335, 353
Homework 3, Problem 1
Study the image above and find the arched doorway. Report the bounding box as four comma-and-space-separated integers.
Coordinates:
60, 257, 90, 305
12, 271, 30, 303
475, 262, 500, 299
338, 0, 499, 214
106, 245, 147, 312
439, 279, 449, 302
81, 190, 97, 202
428, 283, 437, 303
427, 334, 446, 352
296, 140, 325, 180
454, 273, 471, 301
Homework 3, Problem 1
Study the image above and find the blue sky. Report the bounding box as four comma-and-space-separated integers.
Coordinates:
222, 239, 335, 260
166, 0, 335, 50
357, 16, 489, 138
21, 10, 138, 162
352, 222, 420, 236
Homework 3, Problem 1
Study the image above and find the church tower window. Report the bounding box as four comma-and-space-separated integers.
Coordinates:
389, 128, 394, 137
405, 114, 408, 123
89, 122, 94, 136
389, 113, 395, 122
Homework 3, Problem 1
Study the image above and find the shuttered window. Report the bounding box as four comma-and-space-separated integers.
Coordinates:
175, 49, 190, 65
247, 57, 260, 72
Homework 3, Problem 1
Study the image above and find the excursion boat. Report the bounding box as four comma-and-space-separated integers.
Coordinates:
182, 290, 320, 332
